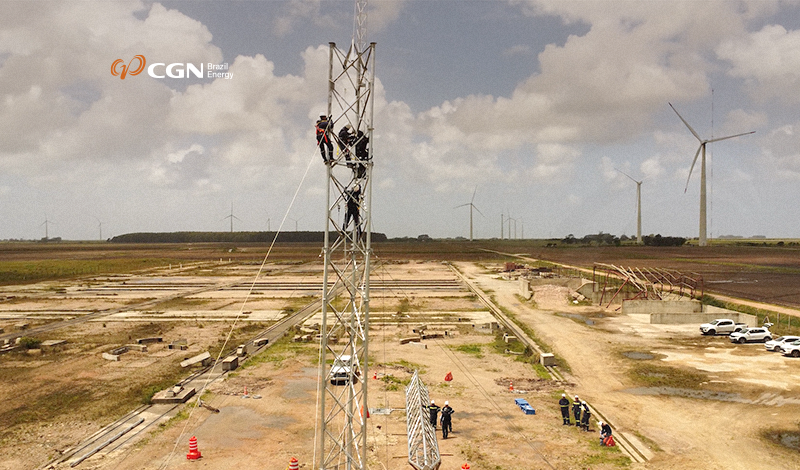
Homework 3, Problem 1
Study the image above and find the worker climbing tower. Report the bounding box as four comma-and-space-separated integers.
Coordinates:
316, 1, 375, 469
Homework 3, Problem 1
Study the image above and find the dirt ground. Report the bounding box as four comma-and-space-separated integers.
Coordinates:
2, 256, 800, 469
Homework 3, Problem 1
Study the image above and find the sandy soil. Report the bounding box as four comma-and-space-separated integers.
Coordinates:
3, 259, 799, 470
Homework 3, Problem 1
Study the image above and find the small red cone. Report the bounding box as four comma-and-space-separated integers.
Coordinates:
186, 436, 202, 460
509, 381, 514, 391
462, 464, 470, 469
444, 371, 453, 382
288, 457, 299, 470
244, 385, 248, 396
373, 371, 377, 380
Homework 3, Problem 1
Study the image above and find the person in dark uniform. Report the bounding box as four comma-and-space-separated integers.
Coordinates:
440, 401, 454, 439
354, 129, 369, 178
572, 395, 582, 426
427, 399, 440, 428
599, 421, 613, 445
316, 115, 333, 163
559, 393, 570, 425
580, 401, 591, 431
342, 184, 362, 240
337, 124, 354, 164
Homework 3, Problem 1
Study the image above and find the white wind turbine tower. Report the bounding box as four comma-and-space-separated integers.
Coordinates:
455, 187, 484, 241
616, 169, 643, 244
669, 103, 754, 247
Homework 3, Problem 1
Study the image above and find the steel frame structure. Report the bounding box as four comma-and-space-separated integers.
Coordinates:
316, 37, 376, 470
593, 263, 703, 308
405, 371, 441, 470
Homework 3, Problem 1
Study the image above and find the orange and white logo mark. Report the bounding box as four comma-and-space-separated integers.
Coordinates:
111, 55, 146, 79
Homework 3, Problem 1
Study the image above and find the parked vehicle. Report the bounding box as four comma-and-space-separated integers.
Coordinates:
781, 340, 800, 357
700, 319, 747, 335
765, 335, 800, 352
330, 354, 360, 385
729, 327, 772, 344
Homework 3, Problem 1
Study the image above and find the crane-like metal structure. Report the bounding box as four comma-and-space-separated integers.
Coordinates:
316, 1, 375, 468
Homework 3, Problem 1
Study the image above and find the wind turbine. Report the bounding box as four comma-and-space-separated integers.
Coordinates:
616, 169, 643, 244
224, 203, 241, 233
669, 103, 754, 246
40, 215, 54, 240
455, 187, 484, 241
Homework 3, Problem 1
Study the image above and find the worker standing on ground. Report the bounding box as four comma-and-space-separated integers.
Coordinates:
580, 401, 591, 431
559, 393, 570, 425
427, 399, 441, 428
440, 401, 454, 439
572, 395, 582, 426
316, 115, 333, 163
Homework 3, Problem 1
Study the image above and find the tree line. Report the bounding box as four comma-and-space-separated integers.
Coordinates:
109, 231, 388, 244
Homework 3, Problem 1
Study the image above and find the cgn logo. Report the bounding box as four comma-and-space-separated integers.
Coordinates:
111, 55, 146, 79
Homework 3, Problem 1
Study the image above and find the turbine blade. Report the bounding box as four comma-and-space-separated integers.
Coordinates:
473, 204, 485, 218
685, 144, 703, 193
454, 203, 470, 209
471, 186, 477, 204
669, 102, 702, 142
615, 168, 638, 183
707, 130, 755, 144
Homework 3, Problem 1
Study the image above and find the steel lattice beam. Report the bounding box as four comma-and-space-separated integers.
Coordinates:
406, 371, 441, 470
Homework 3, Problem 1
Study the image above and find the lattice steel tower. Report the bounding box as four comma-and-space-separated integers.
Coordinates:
316, 0, 375, 468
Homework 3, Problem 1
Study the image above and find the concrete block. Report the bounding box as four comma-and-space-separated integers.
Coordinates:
111, 346, 129, 355
181, 351, 211, 368
168, 343, 188, 350
126, 344, 148, 352
222, 356, 239, 371
102, 352, 120, 361
409, 342, 427, 349
136, 337, 163, 345
400, 337, 421, 345
503, 334, 518, 344
540, 353, 556, 366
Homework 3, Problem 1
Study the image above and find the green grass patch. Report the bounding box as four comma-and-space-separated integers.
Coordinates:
453, 343, 483, 358
0, 258, 183, 285
380, 374, 409, 391
627, 363, 709, 389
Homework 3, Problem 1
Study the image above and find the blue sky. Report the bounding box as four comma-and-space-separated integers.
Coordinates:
1, 1, 800, 240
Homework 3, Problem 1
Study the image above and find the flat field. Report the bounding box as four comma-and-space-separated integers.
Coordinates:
0, 241, 798, 470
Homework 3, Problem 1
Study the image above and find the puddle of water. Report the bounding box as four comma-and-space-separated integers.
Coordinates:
556, 312, 602, 325
622, 351, 655, 360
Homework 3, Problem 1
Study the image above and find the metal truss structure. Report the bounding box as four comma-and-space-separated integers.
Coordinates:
406, 371, 441, 470
593, 263, 704, 308
315, 28, 376, 470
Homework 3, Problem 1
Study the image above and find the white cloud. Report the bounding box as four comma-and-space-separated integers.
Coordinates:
717, 24, 800, 102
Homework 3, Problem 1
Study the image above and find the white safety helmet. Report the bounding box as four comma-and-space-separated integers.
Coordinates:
444, 401, 449, 405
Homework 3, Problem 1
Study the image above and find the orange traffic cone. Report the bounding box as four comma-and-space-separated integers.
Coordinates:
509, 381, 514, 391
186, 436, 202, 460
373, 371, 377, 380
244, 385, 248, 396
288, 457, 299, 470
444, 371, 453, 382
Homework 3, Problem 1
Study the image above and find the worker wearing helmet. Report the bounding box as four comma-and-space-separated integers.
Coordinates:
559, 393, 570, 425
571, 395, 582, 426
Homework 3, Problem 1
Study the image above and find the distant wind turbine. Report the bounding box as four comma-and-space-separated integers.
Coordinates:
40, 215, 54, 240
455, 187, 484, 241
669, 103, 754, 247
616, 169, 643, 245
224, 203, 242, 232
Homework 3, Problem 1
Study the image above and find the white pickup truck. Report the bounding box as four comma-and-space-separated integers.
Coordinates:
729, 327, 772, 344
700, 319, 747, 335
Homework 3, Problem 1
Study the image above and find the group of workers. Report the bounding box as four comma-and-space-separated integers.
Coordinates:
427, 399, 455, 439
558, 394, 614, 446
316, 115, 369, 239
315, 115, 370, 176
